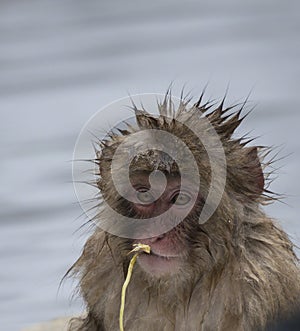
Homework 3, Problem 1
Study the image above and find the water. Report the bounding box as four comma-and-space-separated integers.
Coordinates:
0, 1, 299, 330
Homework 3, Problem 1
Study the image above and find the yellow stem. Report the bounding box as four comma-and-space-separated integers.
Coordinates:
119, 243, 150, 331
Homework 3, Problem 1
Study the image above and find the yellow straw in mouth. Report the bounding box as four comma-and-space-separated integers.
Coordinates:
119, 243, 151, 331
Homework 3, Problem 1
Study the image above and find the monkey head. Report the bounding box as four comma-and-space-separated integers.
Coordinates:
92, 94, 267, 280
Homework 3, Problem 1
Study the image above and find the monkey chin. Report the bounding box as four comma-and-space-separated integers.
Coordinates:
137, 252, 181, 277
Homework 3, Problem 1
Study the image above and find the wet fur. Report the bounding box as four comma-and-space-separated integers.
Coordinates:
68, 92, 300, 330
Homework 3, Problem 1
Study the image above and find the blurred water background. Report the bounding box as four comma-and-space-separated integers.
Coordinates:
0, 1, 299, 330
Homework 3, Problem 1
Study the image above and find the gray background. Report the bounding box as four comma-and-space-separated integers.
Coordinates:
0, 1, 299, 330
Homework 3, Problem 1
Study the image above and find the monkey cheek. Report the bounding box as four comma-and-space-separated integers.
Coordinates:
137, 253, 181, 277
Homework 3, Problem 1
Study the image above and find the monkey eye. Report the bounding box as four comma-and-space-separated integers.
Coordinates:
172, 192, 191, 206
136, 190, 155, 204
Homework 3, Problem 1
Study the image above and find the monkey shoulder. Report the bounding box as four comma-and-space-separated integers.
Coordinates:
236, 215, 300, 328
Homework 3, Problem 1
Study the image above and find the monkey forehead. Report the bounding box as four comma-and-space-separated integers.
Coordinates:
106, 146, 210, 190
130, 150, 178, 173
129, 170, 183, 183
128, 148, 203, 174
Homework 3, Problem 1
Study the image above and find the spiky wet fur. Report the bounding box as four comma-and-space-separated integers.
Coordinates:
68, 92, 300, 331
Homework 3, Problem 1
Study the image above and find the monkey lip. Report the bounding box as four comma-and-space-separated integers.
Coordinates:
137, 251, 181, 276
150, 251, 180, 259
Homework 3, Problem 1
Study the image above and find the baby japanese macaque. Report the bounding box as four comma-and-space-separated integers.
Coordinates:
68, 92, 300, 331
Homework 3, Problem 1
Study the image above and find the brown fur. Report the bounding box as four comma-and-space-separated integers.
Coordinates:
68, 92, 300, 331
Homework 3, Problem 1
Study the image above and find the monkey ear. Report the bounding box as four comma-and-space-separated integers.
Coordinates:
227, 146, 265, 200
243, 147, 265, 196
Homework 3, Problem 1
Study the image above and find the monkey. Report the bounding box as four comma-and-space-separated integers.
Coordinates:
67, 91, 300, 331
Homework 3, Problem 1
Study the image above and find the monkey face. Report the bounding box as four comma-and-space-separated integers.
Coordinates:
129, 172, 197, 218
127, 171, 203, 276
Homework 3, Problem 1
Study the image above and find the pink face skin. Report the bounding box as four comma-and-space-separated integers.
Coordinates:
130, 173, 198, 277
